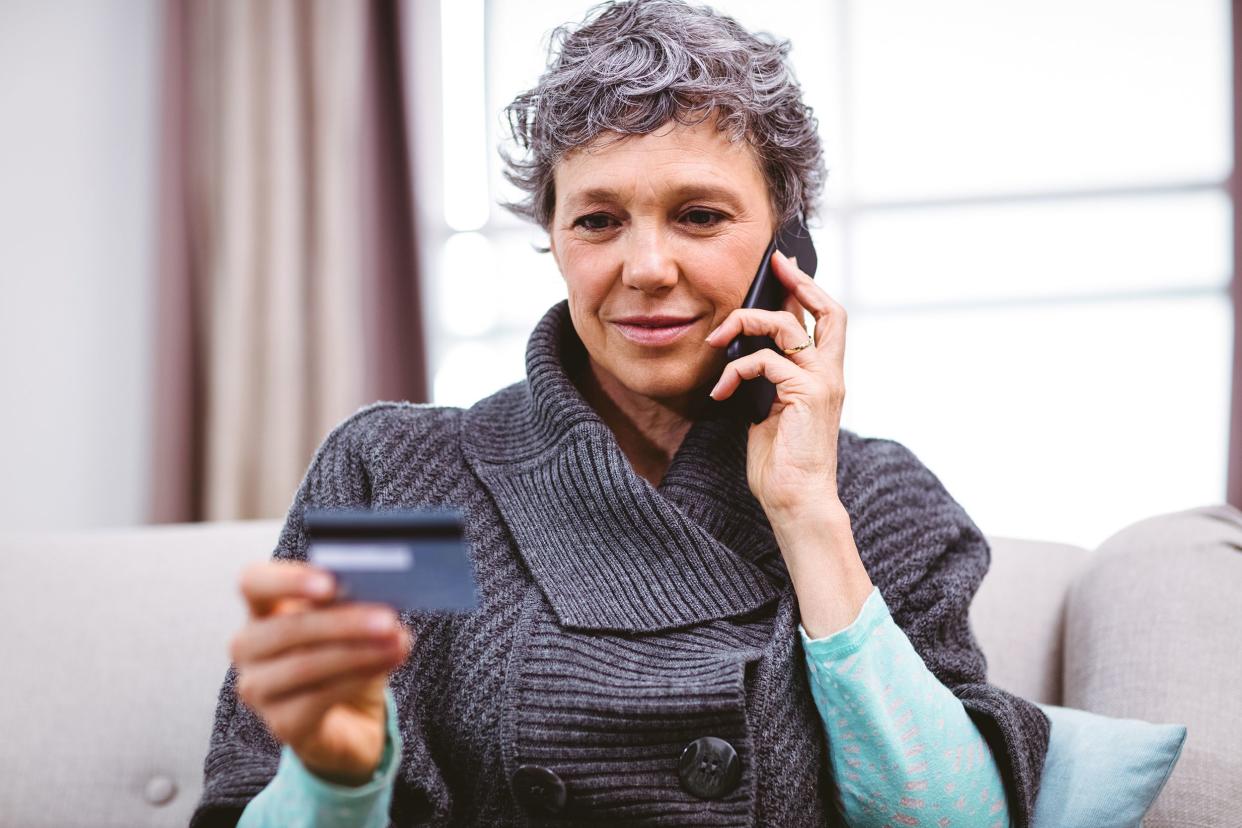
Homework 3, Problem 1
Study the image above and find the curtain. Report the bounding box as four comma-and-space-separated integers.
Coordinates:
1231, 0, 1242, 511
151, 0, 427, 523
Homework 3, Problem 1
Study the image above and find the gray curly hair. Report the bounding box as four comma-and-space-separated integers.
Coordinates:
499, 0, 827, 237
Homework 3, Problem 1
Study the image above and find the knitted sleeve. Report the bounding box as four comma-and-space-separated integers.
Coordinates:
836, 436, 1050, 828
799, 586, 1013, 827
189, 407, 454, 828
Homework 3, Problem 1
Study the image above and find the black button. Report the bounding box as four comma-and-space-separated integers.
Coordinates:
678, 736, 741, 799
512, 764, 567, 816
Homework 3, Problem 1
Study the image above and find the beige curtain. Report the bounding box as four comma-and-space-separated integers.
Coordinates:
152, 0, 427, 523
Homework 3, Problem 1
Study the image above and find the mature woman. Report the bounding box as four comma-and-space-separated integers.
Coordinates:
192, 1, 1049, 826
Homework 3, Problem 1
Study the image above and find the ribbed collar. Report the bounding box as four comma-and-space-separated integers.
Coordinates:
460, 299, 786, 632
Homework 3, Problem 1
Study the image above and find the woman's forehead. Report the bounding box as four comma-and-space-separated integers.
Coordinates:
560, 181, 749, 213
555, 121, 765, 207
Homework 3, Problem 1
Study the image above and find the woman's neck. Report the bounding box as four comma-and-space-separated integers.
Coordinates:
574, 357, 699, 488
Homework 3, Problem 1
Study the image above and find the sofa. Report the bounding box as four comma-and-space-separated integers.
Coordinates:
0, 503, 1238, 827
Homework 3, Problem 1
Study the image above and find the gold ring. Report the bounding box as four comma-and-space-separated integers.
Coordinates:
782, 337, 813, 356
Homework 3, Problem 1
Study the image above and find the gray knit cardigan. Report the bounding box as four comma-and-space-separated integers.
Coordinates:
191, 299, 1049, 828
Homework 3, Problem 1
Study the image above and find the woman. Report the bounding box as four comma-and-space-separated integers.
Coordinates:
192, 1, 1050, 826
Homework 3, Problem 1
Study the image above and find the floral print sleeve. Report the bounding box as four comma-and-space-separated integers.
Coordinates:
236, 686, 402, 828
800, 586, 1012, 828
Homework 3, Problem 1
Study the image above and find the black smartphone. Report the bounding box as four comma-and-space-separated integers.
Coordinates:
719, 211, 818, 424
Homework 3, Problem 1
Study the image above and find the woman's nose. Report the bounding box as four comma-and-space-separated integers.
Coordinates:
620, 223, 678, 291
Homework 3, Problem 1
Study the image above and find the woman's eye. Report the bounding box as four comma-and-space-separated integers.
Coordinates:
682, 209, 723, 227
574, 213, 616, 232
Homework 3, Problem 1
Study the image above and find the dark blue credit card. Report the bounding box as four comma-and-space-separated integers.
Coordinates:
303, 507, 478, 612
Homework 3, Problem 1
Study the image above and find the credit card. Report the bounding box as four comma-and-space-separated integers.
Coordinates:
303, 507, 479, 611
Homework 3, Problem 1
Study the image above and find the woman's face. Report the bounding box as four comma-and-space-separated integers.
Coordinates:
548, 116, 776, 409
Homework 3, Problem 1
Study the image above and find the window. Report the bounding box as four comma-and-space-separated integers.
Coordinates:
408, 0, 1231, 549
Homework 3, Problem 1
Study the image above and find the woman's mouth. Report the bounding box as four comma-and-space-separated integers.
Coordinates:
612, 317, 700, 346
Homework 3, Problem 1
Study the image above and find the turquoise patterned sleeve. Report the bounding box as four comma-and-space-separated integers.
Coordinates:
800, 586, 1012, 828
236, 686, 403, 828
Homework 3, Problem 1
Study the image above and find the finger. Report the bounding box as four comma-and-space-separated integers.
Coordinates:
779, 252, 806, 326
781, 289, 809, 334
709, 348, 809, 401
231, 603, 406, 664
237, 638, 406, 707
771, 248, 844, 326
239, 560, 337, 619
261, 673, 380, 748
705, 307, 814, 357
771, 250, 847, 359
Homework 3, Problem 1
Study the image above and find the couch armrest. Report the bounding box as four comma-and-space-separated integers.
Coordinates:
1064, 503, 1242, 828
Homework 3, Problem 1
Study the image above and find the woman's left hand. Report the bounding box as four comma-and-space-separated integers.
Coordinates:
705, 249, 847, 519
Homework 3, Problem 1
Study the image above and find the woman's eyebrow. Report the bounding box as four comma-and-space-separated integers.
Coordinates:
562, 188, 619, 211
564, 184, 745, 212
668, 184, 746, 208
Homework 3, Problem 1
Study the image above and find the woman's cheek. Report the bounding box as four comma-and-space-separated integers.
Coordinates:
697, 256, 754, 310
565, 254, 619, 306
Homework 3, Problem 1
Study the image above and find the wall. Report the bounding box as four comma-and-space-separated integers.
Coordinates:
0, 0, 160, 531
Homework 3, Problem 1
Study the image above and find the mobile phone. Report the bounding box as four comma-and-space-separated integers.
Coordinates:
303, 507, 479, 612
719, 211, 818, 424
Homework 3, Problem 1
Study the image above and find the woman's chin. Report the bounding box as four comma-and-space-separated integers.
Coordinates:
612, 369, 712, 407
582, 346, 721, 410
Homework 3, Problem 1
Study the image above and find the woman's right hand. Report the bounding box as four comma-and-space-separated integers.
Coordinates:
230, 559, 414, 785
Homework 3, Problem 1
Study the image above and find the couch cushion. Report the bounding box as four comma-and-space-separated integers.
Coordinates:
971, 535, 1092, 706
0, 519, 282, 828
1031, 702, 1186, 828
1064, 503, 1242, 828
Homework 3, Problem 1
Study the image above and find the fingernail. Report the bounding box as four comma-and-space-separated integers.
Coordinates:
365, 611, 394, 633
308, 573, 335, 597
704, 326, 719, 342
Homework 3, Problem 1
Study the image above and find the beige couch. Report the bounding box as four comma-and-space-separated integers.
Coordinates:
0, 504, 1239, 827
